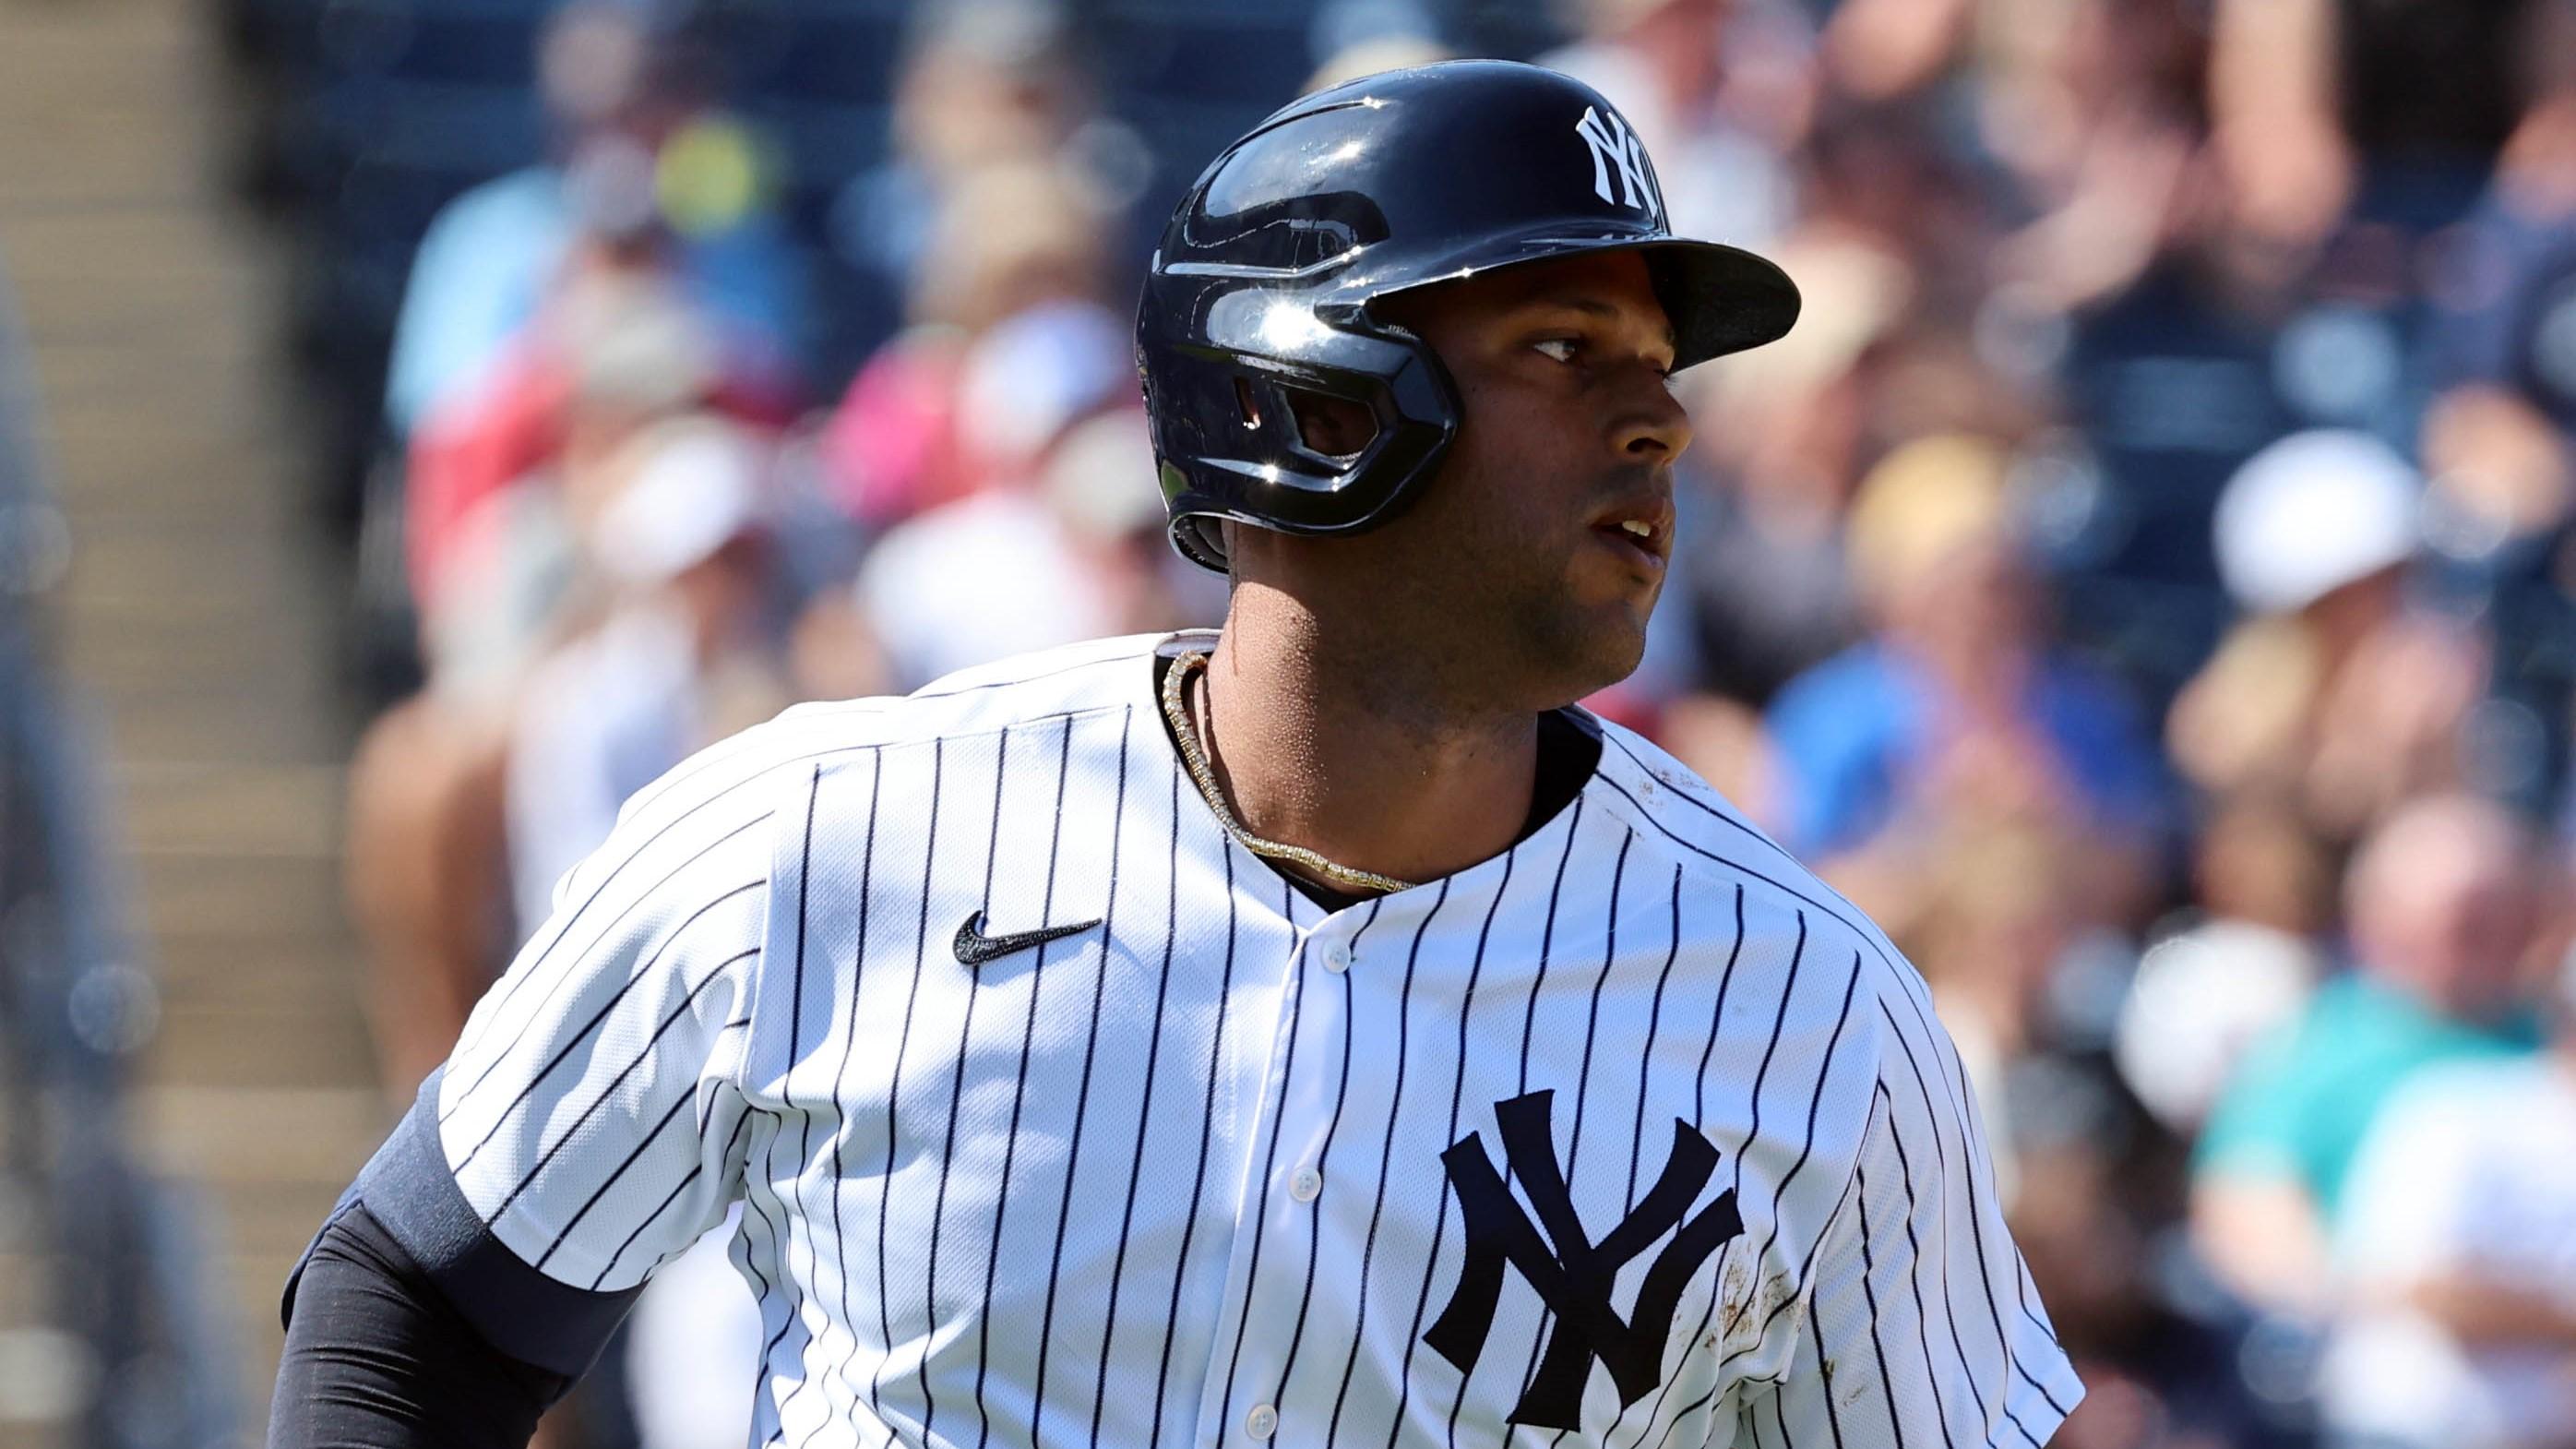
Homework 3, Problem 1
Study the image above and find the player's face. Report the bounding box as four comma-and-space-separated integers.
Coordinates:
1371, 249, 1692, 703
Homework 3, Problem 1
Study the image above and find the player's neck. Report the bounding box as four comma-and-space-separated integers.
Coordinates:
1197, 588, 1538, 888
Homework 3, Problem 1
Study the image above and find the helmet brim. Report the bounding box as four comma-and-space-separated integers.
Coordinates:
1366, 232, 1802, 372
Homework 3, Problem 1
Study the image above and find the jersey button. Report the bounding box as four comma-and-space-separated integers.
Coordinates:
1322, 942, 1351, 974
1290, 1167, 1322, 1202
1246, 1405, 1279, 1440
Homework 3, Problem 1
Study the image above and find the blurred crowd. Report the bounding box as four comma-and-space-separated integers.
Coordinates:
183, 0, 2576, 1444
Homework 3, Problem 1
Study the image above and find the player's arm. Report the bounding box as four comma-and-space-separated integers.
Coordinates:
1741, 1057, 2084, 1447
267, 1074, 633, 1446
269, 751, 793, 1447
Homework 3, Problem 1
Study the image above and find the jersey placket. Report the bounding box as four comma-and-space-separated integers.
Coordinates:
1190, 896, 1377, 1449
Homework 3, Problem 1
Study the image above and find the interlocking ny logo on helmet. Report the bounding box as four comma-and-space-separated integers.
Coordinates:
1136, 60, 1801, 573
1574, 105, 1662, 221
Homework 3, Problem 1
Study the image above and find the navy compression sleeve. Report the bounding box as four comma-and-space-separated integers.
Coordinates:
268, 1201, 566, 1448
268, 1069, 644, 1447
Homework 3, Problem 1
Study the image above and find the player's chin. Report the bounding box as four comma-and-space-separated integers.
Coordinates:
1543, 597, 1652, 696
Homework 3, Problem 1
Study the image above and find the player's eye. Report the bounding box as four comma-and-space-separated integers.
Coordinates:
1532, 337, 1580, 364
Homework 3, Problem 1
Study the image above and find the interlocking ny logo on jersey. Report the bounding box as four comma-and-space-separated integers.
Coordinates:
1574, 104, 1662, 222
1424, 1090, 1742, 1428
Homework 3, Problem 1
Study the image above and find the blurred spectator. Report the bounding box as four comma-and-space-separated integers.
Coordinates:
2423, 0, 2576, 427
1657, 451, 1854, 729
2192, 794, 2547, 1320
2210, 0, 2524, 250
2320, 940, 2576, 1449
384, 2, 809, 440
1762, 433, 2167, 945
951, 301, 1136, 496
2170, 430, 2485, 847
407, 266, 789, 692
2000, 1054, 2281, 1449
504, 415, 793, 935
2115, 801, 2334, 1139
2043, 26, 2463, 709
1647, 239, 1925, 800
343, 694, 510, 1102
1986, 0, 2206, 314
2413, 1, 2576, 816
820, 158, 1112, 531
832, 0, 1092, 309
1665, 237, 1910, 711
1814, 0, 1969, 107
2419, 388, 2576, 569
1794, 106, 1991, 317
855, 406, 1222, 692
352, 368, 798, 1103
2417, 386, 2576, 813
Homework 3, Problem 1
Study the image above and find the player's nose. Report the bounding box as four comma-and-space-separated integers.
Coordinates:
1610, 364, 1693, 465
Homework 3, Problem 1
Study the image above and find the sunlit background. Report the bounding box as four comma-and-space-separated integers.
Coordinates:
3, 0, 2575, 1444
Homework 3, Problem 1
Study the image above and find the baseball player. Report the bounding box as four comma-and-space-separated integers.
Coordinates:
271, 61, 2083, 1449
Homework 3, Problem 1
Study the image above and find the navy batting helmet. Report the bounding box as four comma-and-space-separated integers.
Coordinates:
1135, 59, 1800, 572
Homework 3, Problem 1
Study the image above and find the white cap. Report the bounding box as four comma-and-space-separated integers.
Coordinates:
2214, 429, 2421, 614
592, 418, 769, 585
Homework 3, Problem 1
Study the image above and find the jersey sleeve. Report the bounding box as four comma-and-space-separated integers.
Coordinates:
1744, 1065, 2084, 1448
429, 748, 790, 1294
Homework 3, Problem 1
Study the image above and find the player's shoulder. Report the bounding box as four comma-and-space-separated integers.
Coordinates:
606, 633, 1166, 832
1582, 713, 1930, 1060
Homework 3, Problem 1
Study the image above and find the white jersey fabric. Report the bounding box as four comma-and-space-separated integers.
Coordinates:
435, 629, 2083, 1449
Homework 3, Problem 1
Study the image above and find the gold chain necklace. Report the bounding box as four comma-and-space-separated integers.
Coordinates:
1161, 651, 1419, 896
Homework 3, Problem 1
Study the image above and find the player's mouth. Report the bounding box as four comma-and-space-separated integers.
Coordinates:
1587, 492, 1674, 574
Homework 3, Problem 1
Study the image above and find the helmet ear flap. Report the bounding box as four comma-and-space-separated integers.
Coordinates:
1144, 315, 1460, 571
1140, 269, 1462, 571
1169, 513, 1231, 573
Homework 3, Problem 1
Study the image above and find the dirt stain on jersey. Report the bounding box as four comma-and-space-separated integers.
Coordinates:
1720, 1266, 1796, 1352
1716, 1260, 1754, 1342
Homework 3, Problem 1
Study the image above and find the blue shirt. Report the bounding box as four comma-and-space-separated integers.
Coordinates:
1765, 641, 2170, 856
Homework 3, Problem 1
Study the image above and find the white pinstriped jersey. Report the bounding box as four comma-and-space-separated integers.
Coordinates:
436, 629, 2084, 1449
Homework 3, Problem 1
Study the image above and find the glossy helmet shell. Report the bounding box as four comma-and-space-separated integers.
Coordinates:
1135, 59, 1801, 571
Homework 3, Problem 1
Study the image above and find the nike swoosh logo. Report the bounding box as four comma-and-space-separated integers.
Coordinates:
953, 912, 1103, 967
